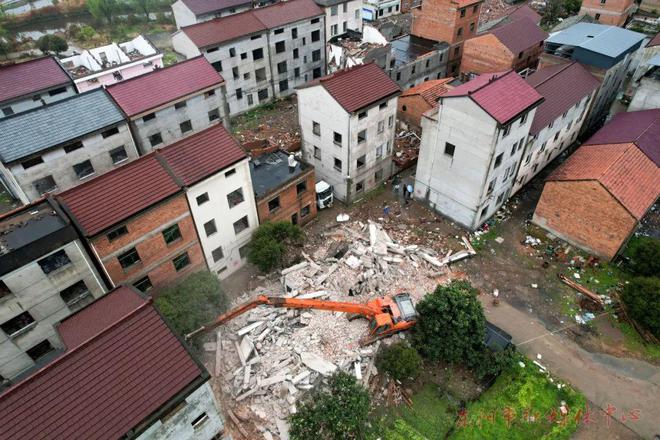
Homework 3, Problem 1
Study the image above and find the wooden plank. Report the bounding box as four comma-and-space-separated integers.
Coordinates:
558, 274, 604, 306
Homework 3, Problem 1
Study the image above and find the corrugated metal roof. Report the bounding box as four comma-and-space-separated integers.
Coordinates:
490, 17, 548, 54
548, 143, 659, 220
0, 89, 126, 163
312, 62, 401, 113
443, 71, 543, 124
0, 286, 203, 440
525, 62, 600, 135
158, 123, 246, 186
106, 57, 224, 117
181, 0, 251, 15
546, 23, 645, 59
0, 56, 72, 104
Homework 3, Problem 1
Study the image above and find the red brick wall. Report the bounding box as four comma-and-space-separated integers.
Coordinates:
532, 180, 637, 260
256, 170, 318, 226
397, 95, 431, 129
461, 34, 544, 75
412, 0, 482, 44
91, 194, 206, 290
579, 0, 634, 26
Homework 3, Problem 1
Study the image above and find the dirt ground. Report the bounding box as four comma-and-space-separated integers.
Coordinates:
230, 97, 301, 147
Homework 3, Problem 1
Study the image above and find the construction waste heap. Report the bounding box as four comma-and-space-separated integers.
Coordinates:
206, 220, 476, 439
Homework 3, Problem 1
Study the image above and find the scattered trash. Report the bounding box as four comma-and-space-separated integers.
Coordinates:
531, 283, 538, 289
336, 213, 350, 222
495, 236, 504, 244
573, 273, 580, 279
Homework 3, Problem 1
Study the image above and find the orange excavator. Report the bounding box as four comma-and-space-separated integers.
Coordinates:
185, 293, 417, 346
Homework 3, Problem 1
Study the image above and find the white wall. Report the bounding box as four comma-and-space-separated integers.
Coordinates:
172, 0, 200, 29
325, 0, 363, 38
186, 158, 259, 278
629, 76, 660, 111
0, 85, 77, 120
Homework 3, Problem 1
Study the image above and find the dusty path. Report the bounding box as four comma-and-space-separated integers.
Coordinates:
480, 297, 660, 439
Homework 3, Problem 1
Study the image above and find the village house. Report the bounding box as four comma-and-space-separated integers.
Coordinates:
56, 153, 207, 292
316, 0, 363, 38
0, 89, 138, 204
460, 17, 548, 76
541, 23, 644, 134
629, 58, 660, 111
410, 0, 483, 75
0, 286, 224, 439
533, 110, 660, 260
396, 77, 455, 129
578, 0, 635, 26
172, 0, 326, 117
478, 4, 541, 31
414, 71, 543, 229
361, 0, 401, 21
60, 35, 163, 93
512, 62, 601, 194
250, 149, 318, 226
106, 56, 229, 154
172, 0, 254, 28
297, 63, 401, 203
157, 124, 259, 278
0, 56, 76, 119
0, 200, 107, 380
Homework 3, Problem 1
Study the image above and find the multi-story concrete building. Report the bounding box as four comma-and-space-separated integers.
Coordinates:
172, 0, 326, 117
389, 35, 449, 89
158, 124, 259, 278
361, 0, 401, 20
542, 23, 644, 134
316, 0, 363, 38
250, 149, 318, 225
0, 89, 138, 204
0, 56, 76, 119
460, 17, 548, 76
0, 200, 107, 380
0, 285, 225, 439
172, 0, 253, 28
297, 63, 401, 203
106, 56, 229, 154
533, 110, 659, 260
56, 153, 207, 292
414, 71, 543, 229
411, 0, 483, 75
513, 62, 600, 194
579, 0, 635, 26
60, 35, 163, 93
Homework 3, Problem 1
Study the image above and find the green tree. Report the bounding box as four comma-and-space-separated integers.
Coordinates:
563, 0, 582, 15
627, 237, 660, 277
248, 221, 303, 272
376, 342, 422, 381
412, 281, 486, 367
290, 372, 370, 440
0, 26, 11, 60
87, 0, 118, 24
541, 0, 563, 26
131, 0, 153, 19
36, 35, 68, 54
622, 277, 660, 338
472, 345, 517, 379
153, 271, 229, 339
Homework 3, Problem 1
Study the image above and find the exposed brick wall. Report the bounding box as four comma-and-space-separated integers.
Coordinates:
532, 180, 637, 260
91, 194, 206, 289
256, 170, 318, 226
397, 95, 431, 129
579, 0, 634, 26
412, 0, 482, 44
461, 34, 544, 74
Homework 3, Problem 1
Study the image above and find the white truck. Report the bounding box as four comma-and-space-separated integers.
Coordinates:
315, 180, 334, 209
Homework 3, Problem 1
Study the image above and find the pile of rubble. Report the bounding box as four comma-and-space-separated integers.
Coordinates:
211, 220, 477, 439
393, 130, 421, 170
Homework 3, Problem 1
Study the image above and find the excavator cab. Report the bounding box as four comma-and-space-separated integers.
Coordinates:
362, 293, 417, 345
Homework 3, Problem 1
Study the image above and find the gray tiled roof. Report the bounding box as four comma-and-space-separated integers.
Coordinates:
546, 23, 644, 59
0, 89, 126, 163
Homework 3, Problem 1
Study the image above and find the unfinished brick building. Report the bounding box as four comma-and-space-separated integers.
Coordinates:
397, 77, 454, 129
460, 17, 548, 75
411, 0, 483, 75
579, 0, 634, 26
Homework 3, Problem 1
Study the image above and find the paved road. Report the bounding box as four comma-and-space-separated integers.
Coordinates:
481, 297, 660, 440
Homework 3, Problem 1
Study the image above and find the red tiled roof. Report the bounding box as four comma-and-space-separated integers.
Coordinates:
106, 57, 224, 117
584, 109, 660, 166
57, 155, 181, 236
181, 0, 322, 48
312, 63, 401, 113
181, 0, 251, 15
490, 17, 548, 55
400, 78, 454, 107
510, 4, 541, 24
647, 32, 660, 47
0, 286, 203, 440
548, 143, 660, 219
443, 71, 543, 124
0, 56, 72, 104
159, 124, 247, 186
526, 62, 600, 135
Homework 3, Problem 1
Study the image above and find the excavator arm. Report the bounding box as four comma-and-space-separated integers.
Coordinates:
185, 295, 379, 340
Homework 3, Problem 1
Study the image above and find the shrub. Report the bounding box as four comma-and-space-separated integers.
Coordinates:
36, 34, 68, 54
76, 25, 96, 41
412, 280, 486, 367
248, 221, 303, 272
626, 236, 660, 277
472, 345, 517, 380
290, 372, 370, 440
376, 342, 422, 381
153, 271, 228, 340
621, 277, 660, 338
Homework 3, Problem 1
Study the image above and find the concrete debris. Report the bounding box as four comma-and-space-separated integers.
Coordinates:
204, 342, 217, 352
495, 236, 504, 244
276, 419, 290, 440
301, 352, 337, 376
238, 321, 265, 336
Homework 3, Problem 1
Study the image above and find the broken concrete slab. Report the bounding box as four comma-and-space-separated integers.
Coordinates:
237, 321, 265, 336
345, 255, 361, 269
238, 336, 255, 364
281, 261, 309, 276
276, 419, 290, 440
291, 370, 311, 384
204, 342, 217, 352
301, 352, 337, 376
